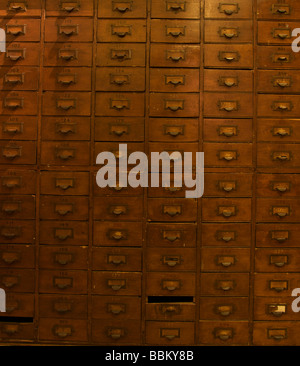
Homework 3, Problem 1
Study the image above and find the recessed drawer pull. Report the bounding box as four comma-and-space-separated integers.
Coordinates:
214, 328, 233, 341
107, 303, 126, 315
8, 2, 27, 11
1, 324, 19, 335
59, 49, 78, 61
107, 328, 125, 339
59, 25, 79, 36
54, 277, 73, 289
54, 253, 74, 265
6, 24, 26, 36
162, 280, 181, 291
108, 255, 126, 265
54, 228, 73, 241
216, 305, 233, 317
55, 203, 74, 216
1, 251, 20, 264
55, 148, 75, 161
270, 280, 288, 292
268, 304, 287, 317
2, 146, 22, 160
107, 279, 126, 291
272, 4, 290, 14
53, 325, 73, 338
163, 205, 182, 217
54, 302, 72, 313
1, 275, 19, 288
60, 1, 81, 12
167, 2, 185, 12
5, 72, 24, 84
270, 255, 288, 267
113, 1, 132, 13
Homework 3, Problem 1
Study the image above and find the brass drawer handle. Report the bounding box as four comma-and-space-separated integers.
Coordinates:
53, 325, 73, 338
6, 49, 25, 61
163, 205, 182, 217
272, 182, 290, 192
1, 227, 21, 239
218, 3, 240, 15
1, 324, 19, 335
216, 305, 233, 317
8, 2, 27, 11
268, 304, 287, 317
2, 146, 22, 160
163, 255, 181, 267
113, 2, 132, 13
270, 255, 288, 267
167, 2, 185, 12
112, 26, 131, 38
57, 73, 77, 85
6, 24, 26, 36
273, 127, 291, 137
268, 329, 287, 340
270, 280, 288, 292
162, 280, 181, 291
107, 279, 126, 291
218, 126, 237, 137
54, 277, 73, 289
54, 228, 73, 241
110, 205, 127, 216
107, 328, 125, 339
54, 302, 72, 313
111, 49, 131, 61
56, 123, 76, 135
55, 148, 76, 161
217, 256, 236, 267
111, 99, 130, 110
217, 280, 235, 291
55, 203, 74, 216
56, 178, 74, 190
110, 230, 127, 240
59, 49, 78, 61
1, 251, 21, 264
165, 100, 184, 112
165, 76, 185, 86
272, 206, 290, 217
214, 328, 233, 341
167, 50, 185, 62
167, 27, 185, 38
4, 98, 24, 109
272, 152, 291, 161
108, 255, 127, 265
271, 231, 289, 242
164, 125, 184, 137
57, 99, 76, 110
219, 27, 239, 39
59, 25, 79, 36
1, 177, 21, 189
160, 304, 181, 314
54, 253, 74, 265
2, 275, 19, 288
3, 122, 23, 134
60, 1, 81, 12
107, 303, 126, 315
163, 231, 181, 242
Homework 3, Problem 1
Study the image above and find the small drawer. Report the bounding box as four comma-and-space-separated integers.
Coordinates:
93, 221, 142, 247
204, 70, 253, 92
46, 0, 94, 16
204, 20, 253, 43
254, 273, 300, 296
97, 43, 146, 67
40, 196, 89, 221
0, 116, 37, 141
39, 318, 88, 342
205, 0, 253, 19
257, 0, 300, 19
257, 45, 300, 69
253, 321, 300, 346
149, 92, 199, 117
202, 198, 252, 222
204, 119, 253, 142
98, 0, 147, 18
0, 141, 37, 165
199, 297, 249, 320
92, 247, 142, 271
146, 302, 195, 321
96, 67, 145, 92
94, 196, 143, 221
92, 295, 141, 320
45, 18, 94, 43
256, 173, 300, 197
146, 321, 195, 345
0, 220, 35, 244
0, 66, 38, 91
0, 322, 34, 341
0, 268, 35, 292
151, 0, 200, 19
95, 117, 144, 142
150, 44, 201, 68
150, 19, 200, 43
146, 247, 196, 271
257, 119, 300, 142
258, 21, 296, 45
92, 319, 141, 344
150, 68, 199, 93
39, 294, 88, 318
39, 246, 88, 270
0, 293, 34, 317
254, 297, 296, 321
147, 223, 197, 248
41, 117, 90, 141
43, 67, 92, 91
39, 269, 88, 294
0, 91, 38, 116
39, 220, 88, 246
202, 223, 252, 247
256, 223, 300, 248
199, 321, 249, 345
4, 19, 40, 42
0, 169, 36, 194
42, 92, 91, 116
146, 272, 196, 296
201, 248, 251, 272
149, 118, 198, 142
40, 171, 89, 196
97, 19, 146, 43
203, 173, 253, 197
92, 271, 141, 296
255, 248, 300, 272
0, 43, 40, 66
257, 143, 300, 169
257, 70, 300, 93
204, 44, 253, 69
0, 244, 34, 268
40, 142, 90, 166
44, 43, 93, 67
147, 198, 197, 222
200, 273, 250, 296
257, 94, 300, 117
0, 0, 41, 16
256, 198, 300, 222
95, 92, 145, 117
0, 195, 35, 220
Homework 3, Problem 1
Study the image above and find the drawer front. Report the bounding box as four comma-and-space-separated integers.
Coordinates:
95, 92, 145, 116
204, 20, 253, 43
204, 118, 253, 142
3, 19, 40, 42
92, 271, 142, 296
0, 170, 36, 195
146, 248, 196, 271
0, 244, 35, 268
39, 246, 88, 270
0, 66, 39, 91
146, 272, 196, 296
257, 94, 300, 117
97, 19, 146, 43
146, 321, 195, 345
149, 93, 199, 117
0, 116, 37, 141
92, 295, 141, 320
95, 117, 144, 141
146, 302, 195, 321
39, 318, 88, 342
41, 117, 91, 141
256, 174, 300, 197
200, 273, 250, 296
256, 198, 300, 222
0, 43, 40, 66
44, 43, 93, 67
0, 220, 35, 244
257, 143, 300, 169
202, 223, 252, 247
40, 196, 89, 221
254, 297, 297, 321
45, 18, 94, 43
46, 0, 94, 16
258, 21, 297, 45
92, 319, 141, 344
0, 269, 35, 292
0, 293, 34, 317
39, 294, 88, 318
40, 171, 89, 196
0, 323, 34, 341
147, 198, 198, 222
42, 92, 91, 116
92, 247, 142, 271
96, 67, 145, 92
150, 44, 201, 67
0, 0, 42, 17
0, 91, 38, 116
199, 321, 249, 345
254, 273, 300, 296
204, 70, 253, 93
98, 0, 147, 18
39, 270, 88, 294
204, 44, 254, 69
147, 223, 197, 248
151, 0, 200, 19
255, 248, 300, 272
257, 45, 300, 69
204, 173, 253, 197
257, 70, 300, 93
257, 119, 300, 142
203, 143, 253, 167
0, 195, 35, 220
205, 0, 253, 19
199, 297, 249, 320
253, 321, 300, 346
0, 141, 37, 165
256, 223, 300, 248
150, 19, 200, 43
43, 67, 92, 91
149, 118, 199, 142
257, 0, 300, 19
201, 248, 251, 272
94, 196, 143, 221
41, 142, 90, 166
97, 43, 146, 67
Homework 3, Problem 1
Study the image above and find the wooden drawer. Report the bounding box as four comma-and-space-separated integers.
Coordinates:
254, 297, 298, 321
145, 321, 195, 345
258, 21, 297, 45
205, 0, 253, 19
150, 44, 201, 67
147, 223, 197, 248
0, 269, 35, 292
94, 196, 143, 221
146, 248, 196, 271
0, 323, 34, 341
257, 0, 300, 19
97, 19, 146, 43
204, 118, 253, 142
0, 91, 38, 116
199, 297, 249, 320
201, 248, 251, 272
203, 143, 253, 167
150, 19, 200, 43
204, 70, 253, 93
0, 66, 38, 91
151, 0, 200, 19
255, 248, 300, 272
146, 302, 195, 321
92, 319, 141, 344
257, 94, 300, 117
257, 45, 300, 69
98, 0, 147, 18
2, 19, 40, 42
204, 172, 253, 197
0, 170, 36, 195
0, 293, 34, 317
45, 18, 94, 43
0, 43, 40, 66
253, 321, 300, 346
257, 143, 300, 169
204, 44, 253, 69
97, 43, 146, 67
42, 92, 91, 116
0, 244, 34, 268
254, 273, 300, 296
44, 43, 93, 67
39, 294, 88, 318
92, 247, 142, 271
204, 92, 253, 118
199, 321, 249, 345
0, 0, 42, 17
200, 273, 250, 296
93, 221, 142, 247
46, 0, 94, 16
39, 220, 88, 246
0, 220, 35, 244
256, 173, 300, 197
149, 118, 199, 142
95, 92, 145, 116
256, 223, 300, 248
204, 20, 253, 43
40, 171, 89, 196
256, 198, 300, 222
202, 223, 252, 247
146, 272, 196, 296
95, 117, 144, 141
92, 295, 141, 320
39, 318, 88, 342
40, 196, 89, 221
39, 246, 88, 270
92, 271, 142, 296
0, 141, 37, 165
39, 270, 88, 294
43, 67, 92, 91
257, 70, 300, 93
41, 117, 90, 141
0, 195, 35, 220
147, 198, 197, 222
150, 68, 200, 93
40, 142, 90, 166
0, 116, 37, 141
257, 119, 300, 142
96, 67, 145, 92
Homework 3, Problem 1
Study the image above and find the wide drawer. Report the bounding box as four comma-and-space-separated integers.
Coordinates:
257, 0, 300, 19
204, 70, 253, 93
199, 297, 249, 320
0, 169, 36, 195
92, 247, 142, 271
202, 223, 252, 247
201, 248, 251, 272
150, 44, 201, 67
149, 118, 199, 142
0, 220, 35, 244
0, 43, 40, 66
92, 295, 141, 320
39, 246, 88, 270
198, 321, 249, 345
203, 143, 253, 167
45, 18, 94, 43
0, 66, 39, 91
200, 273, 250, 296
46, 0, 94, 16
254, 297, 298, 321
39, 270, 88, 294
256, 223, 300, 248
41, 117, 90, 141
204, 44, 253, 69
39, 294, 88, 318
0, 0, 42, 17
95, 117, 144, 141
0, 268, 35, 292
38, 318, 88, 342
0, 195, 35, 220
257, 143, 300, 169
98, 0, 147, 18
3, 18, 40, 42
147, 198, 198, 222
146, 272, 196, 296
42, 92, 92, 116
44, 43, 93, 67
150, 19, 200, 43
97, 43, 146, 67
204, 20, 253, 43
0, 293, 34, 317
151, 0, 200, 19
256, 198, 300, 222
255, 248, 300, 272
40, 171, 89, 196
257, 119, 300, 142
257, 94, 300, 117
256, 173, 300, 197
205, 0, 253, 19
203, 118, 253, 142
258, 21, 298, 45
146, 247, 196, 271
0, 91, 38, 116
0, 244, 35, 268
96, 67, 145, 92
43, 67, 92, 91
257, 45, 300, 69
254, 273, 300, 296
257, 70, 300, 93
0, 116, 37, 141
95, 92, 145, 116
150, 68, 199, 93
92, 319, 141, 344
0, 141, 37, 165
0, 322, 34, 341
146, 302, 195, 321
41, 142, 90, 166
253, 321, 300, 346
145, 321, 195, 345
97, 19, 146, 43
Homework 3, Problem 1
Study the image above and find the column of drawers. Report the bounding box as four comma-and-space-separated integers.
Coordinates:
200, 0, 253, 345
0, 1, 41, 342
254, 0, 300, 346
